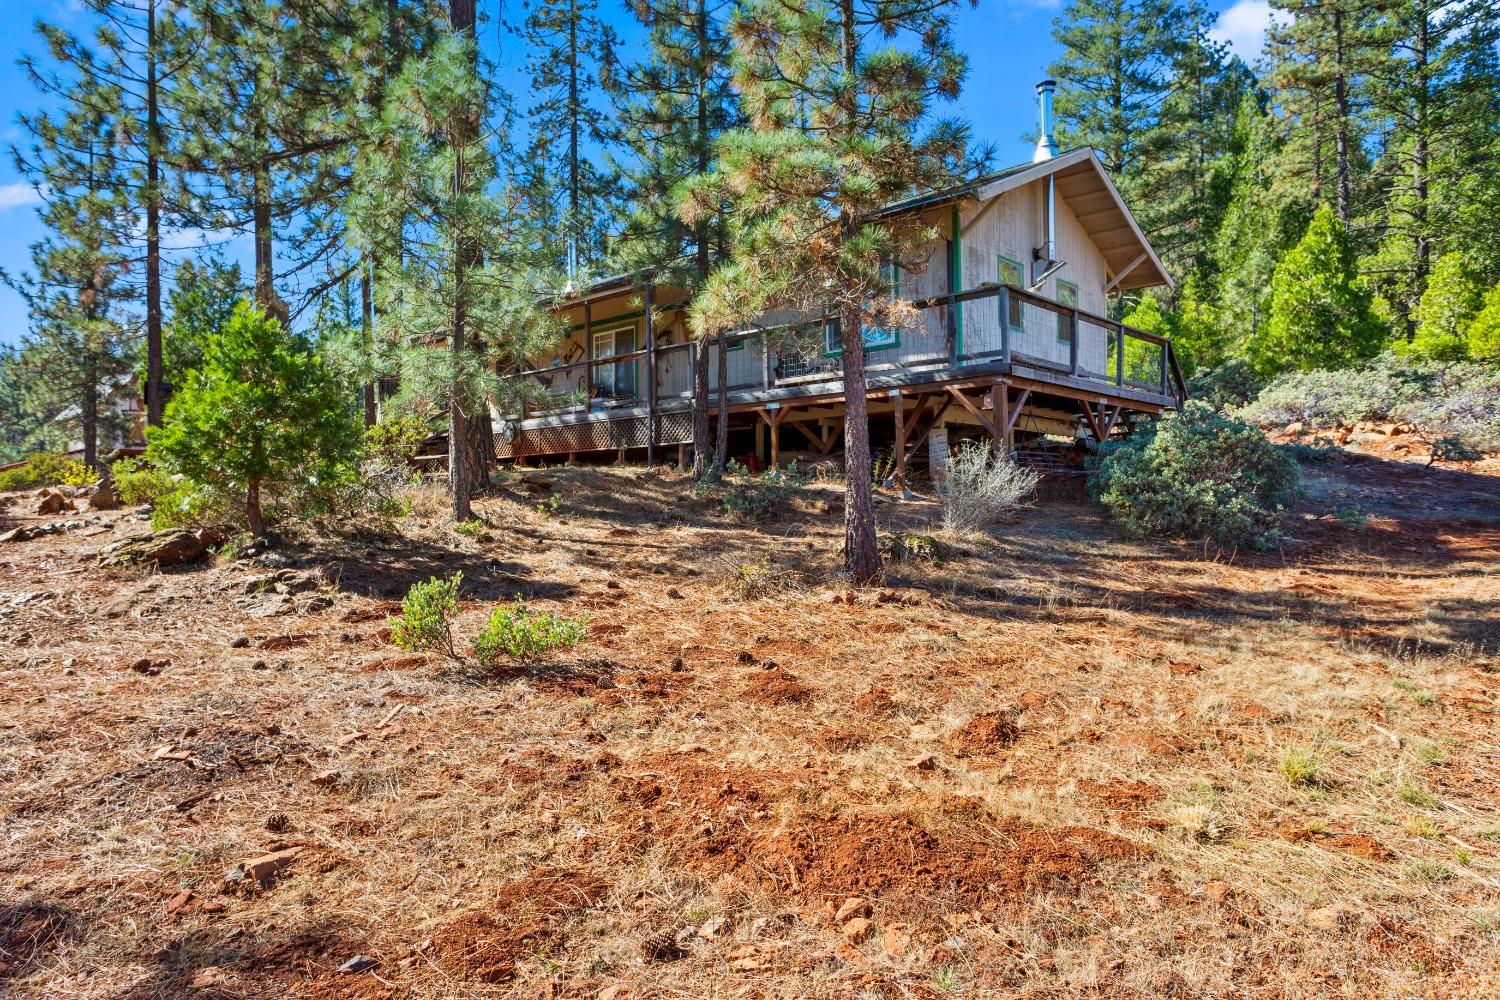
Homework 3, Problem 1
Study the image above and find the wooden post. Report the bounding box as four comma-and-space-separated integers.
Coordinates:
998, 285, 1012, 367
644, 280, 656, 467
892, 391, 907, 492
762, 334, 773, 389
1069, 307, 1080, 376
1115, 324, 1125, 386
677, 442, 686, 470
994, 380, 1009, 456
583, 300, 594, 405
1160, 342, 1170, 396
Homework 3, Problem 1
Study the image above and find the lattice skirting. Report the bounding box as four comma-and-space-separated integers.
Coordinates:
493, 411, 694, 459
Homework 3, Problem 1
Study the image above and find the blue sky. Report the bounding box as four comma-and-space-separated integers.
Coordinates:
0, 0, 1271, 349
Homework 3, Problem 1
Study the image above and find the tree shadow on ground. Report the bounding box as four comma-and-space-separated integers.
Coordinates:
313, 535, 582, 603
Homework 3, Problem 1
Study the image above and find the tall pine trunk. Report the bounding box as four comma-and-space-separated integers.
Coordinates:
1332, 7, 1352, 225
144, 0, 165, 427
448, 0, 478, 522
691, 336, 711, 478
82, 352, 99, 470
361, 264, 377, 426
840, 304, 879, 585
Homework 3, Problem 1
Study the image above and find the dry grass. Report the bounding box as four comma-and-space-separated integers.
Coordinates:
1, 457, 1498, 998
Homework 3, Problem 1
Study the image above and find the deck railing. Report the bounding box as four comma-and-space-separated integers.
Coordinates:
510, 282, 1187, 422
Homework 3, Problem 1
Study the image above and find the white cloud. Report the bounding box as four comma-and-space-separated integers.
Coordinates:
1210, 0, 1274, 63
0, 182, 43, 212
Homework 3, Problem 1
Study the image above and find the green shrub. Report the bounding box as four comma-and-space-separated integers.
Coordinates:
0, 452, 94, 492
111, 457, 177, 507
1239, 353, 1500, 453
146, 302, 363, 537
1186, 358, 1262, 411
704, 461, 805, 522
473, 599, 588, 664
390, 572, 462, 658
1088, 402, 1299, 550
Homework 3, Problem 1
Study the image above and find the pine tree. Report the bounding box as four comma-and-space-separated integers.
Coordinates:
1362, 0, 1500, 332
1407, 251, 1484, 359
16, 0, 199, 428
615, 0, 742, 479
1266, 0, 1383, 227
346, 0, 562, 522
1251, 203, 1385, 374
161, 255, 243, 391
517, 0, 623, 278
1207, 92, 1309, 351
5, 103, 135, 470
1047, 0, 1214, 265
147, 303, 362, 537
681, 0, 972, 584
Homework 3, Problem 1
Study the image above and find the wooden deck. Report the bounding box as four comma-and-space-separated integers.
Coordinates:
491, 281, 1187, 475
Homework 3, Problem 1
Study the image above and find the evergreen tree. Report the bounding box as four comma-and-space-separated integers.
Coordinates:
614, 0, 742, 480
5, 107, 134, 469
1467, 282, 1500, 363
1251, 204, 1385, 374
1362, 0, 1500, 332
1048, 0, 1228, 268
1407, 251, 1484, 359
1266, 0, 1383, 227
16, 0, 199, 428
161, 255, 243, 390
148, 302, 361, 537
681, 0, 972, 584
347, 0, 562, 522
1207, 92, 1309, 351
517, 0, 623, 278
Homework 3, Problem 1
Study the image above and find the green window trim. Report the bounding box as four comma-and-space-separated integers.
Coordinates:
1055, 279, 1079, 344
997, 255, 1025, 331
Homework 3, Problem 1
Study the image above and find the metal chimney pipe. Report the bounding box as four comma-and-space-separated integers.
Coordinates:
1033, 79, 1058, 163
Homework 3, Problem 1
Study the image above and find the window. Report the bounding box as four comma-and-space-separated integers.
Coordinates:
998, 256, 1025, 330
591, 323, 636, 398
1055, 280, 1079, 344
822, 261, 901, 356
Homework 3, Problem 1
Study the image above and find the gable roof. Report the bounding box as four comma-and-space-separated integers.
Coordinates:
876, 147, 1173, 291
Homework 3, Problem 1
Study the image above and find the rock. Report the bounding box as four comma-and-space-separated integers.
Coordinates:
311, 770, 342, 787
818, 590, 841, 603
337, 955, 377, 974
1285, 421, 1304, 436
127, 657, 169, 676
35, 490, 73, 516
236, 537, 273, 560
0, 526, 41, 544
881, 923, 912, 955
101, 529, 207, 568
598, 987, 632, 1000
841, 917, 875, 943
88, 477, 117, 509
190, 967, 228, 989
835, 897, 872, 924
908, 754, 938, 772
697, 914, 731, 939
227, 846, 302, 887
229, 636, 250, 648
665, 587, 684, 599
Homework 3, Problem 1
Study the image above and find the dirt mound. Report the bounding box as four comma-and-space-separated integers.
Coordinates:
1079, 779, 1164, 810
1282, 827, 1395, 862
946, 709, 1020, 754
428, 868, 609, 984
855, 687, 895, 714
741, 666, 814, 706
750, 812, 1145, 914
609, 760, 790, 871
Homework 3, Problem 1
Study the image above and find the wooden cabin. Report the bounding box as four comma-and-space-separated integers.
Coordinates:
488, 83, 1183, 481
